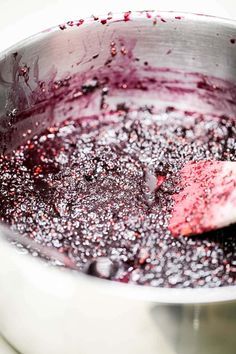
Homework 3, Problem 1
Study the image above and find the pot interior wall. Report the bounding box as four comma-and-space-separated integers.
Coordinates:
0, 13, 236, 153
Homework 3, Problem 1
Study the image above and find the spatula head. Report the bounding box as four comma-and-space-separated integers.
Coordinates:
169, 160, 236, 237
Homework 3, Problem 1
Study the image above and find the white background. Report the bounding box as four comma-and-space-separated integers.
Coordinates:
0, 0, 236, 352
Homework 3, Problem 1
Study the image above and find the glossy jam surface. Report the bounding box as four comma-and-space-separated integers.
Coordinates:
1, 105, 236, 288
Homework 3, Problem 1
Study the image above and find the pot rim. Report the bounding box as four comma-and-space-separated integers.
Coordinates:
1, 9, 236, 60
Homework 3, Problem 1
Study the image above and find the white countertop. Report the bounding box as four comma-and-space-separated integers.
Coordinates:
0, 0, 236, 353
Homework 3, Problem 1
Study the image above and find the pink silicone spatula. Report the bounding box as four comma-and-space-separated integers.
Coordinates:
169, 160, 236, 237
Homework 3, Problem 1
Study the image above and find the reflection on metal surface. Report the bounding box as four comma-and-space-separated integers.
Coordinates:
0, 334, 20, 354
151, 302, 236, 354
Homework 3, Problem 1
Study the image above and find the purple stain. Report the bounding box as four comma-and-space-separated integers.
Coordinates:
67, 21, 74, 27
76, 19, 84, 26
153, 18, 157, 25
59, 24, 66, 30
146, 12, 152, 19
107, 12, 113, 20
124, 11, 131, 22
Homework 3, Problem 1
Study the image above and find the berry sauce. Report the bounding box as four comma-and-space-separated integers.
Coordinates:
0, 104, 236, 288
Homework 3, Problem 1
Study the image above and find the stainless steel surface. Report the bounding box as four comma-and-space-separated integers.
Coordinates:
0, 11, 236, 354
152, 302, 236, 354
0, 335, 19, 354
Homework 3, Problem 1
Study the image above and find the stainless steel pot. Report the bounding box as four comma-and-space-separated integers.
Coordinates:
0, 11, 236, 354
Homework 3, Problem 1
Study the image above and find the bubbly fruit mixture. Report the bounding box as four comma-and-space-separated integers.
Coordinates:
1, 105, 236, 288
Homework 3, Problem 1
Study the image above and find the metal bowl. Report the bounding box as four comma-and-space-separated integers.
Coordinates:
0, 11, 236, 354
